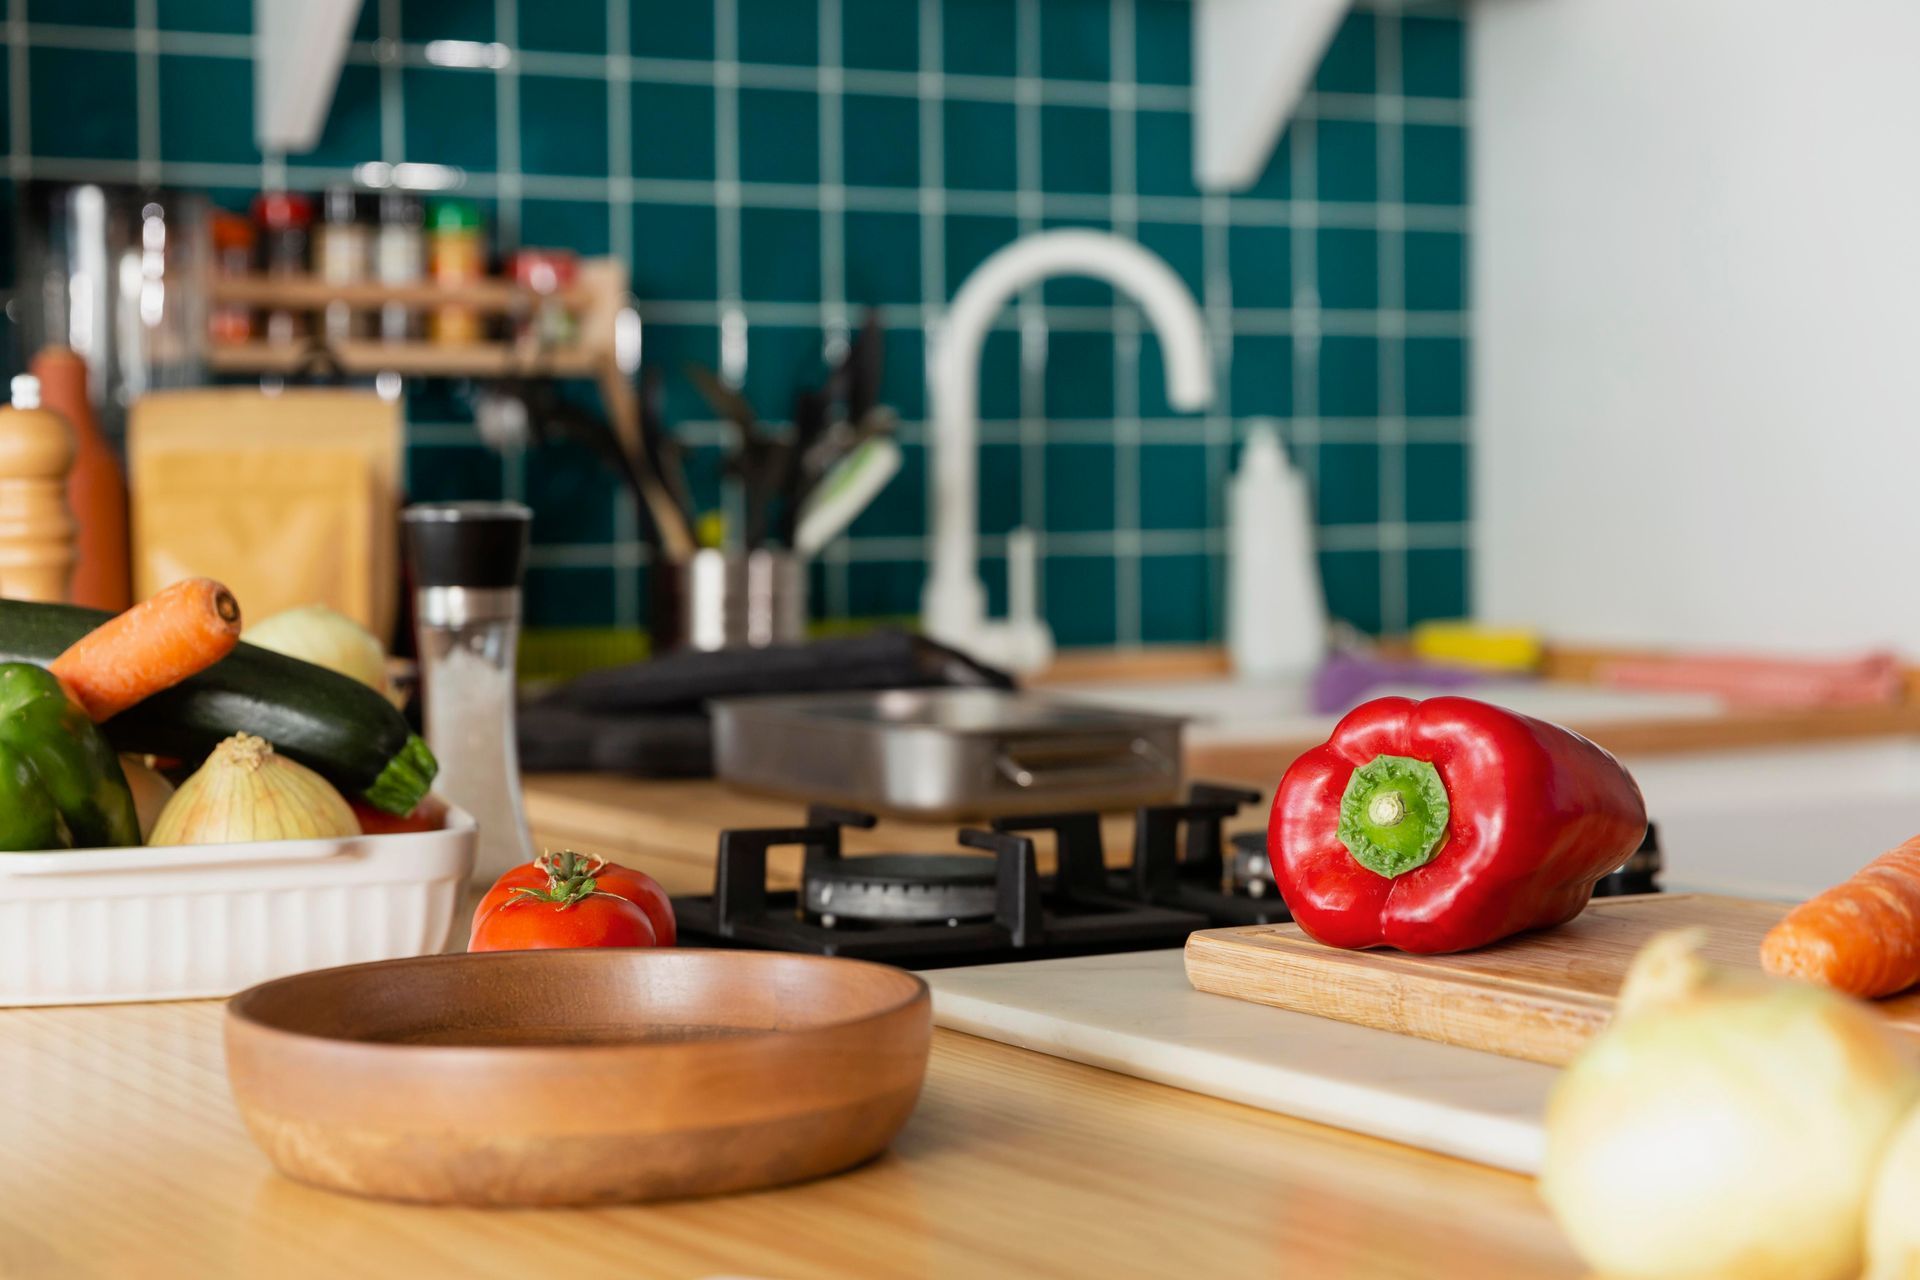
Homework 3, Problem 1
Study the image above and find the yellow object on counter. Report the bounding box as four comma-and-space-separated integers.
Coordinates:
1410, 620, 1543, 673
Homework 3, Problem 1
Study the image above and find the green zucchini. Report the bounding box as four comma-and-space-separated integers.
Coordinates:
0, 599, 436, 815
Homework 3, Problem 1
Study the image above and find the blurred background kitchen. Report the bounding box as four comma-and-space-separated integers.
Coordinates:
5, 0, 1915, 879
0, 0, 1466, 664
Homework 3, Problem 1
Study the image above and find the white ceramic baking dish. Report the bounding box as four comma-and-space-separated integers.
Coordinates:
0, 804, 475, 1007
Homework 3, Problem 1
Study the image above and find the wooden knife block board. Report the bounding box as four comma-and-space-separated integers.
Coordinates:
1184, 894, 1920, 1066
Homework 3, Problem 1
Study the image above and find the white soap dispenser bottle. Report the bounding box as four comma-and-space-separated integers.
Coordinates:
1228, 421, 1326, 678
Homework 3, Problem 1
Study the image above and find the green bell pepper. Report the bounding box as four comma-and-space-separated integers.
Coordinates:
0, 663, 141, 851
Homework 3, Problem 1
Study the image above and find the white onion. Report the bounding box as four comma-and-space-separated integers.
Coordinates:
244, 604, 390, 695
119, 754, 174, 841
1541, 930, 1920, 1280
1868, 1103, 1920, 1280
148, 733, 360, 846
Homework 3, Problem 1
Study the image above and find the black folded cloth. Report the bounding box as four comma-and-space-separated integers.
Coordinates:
517, 629, 1012, 776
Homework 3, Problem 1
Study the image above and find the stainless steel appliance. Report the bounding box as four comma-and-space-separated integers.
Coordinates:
14, 182, 210, 436
671, 783, 1285, 967
711, 687, 1185, 818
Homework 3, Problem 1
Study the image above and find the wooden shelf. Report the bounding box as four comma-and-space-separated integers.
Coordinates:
205, 338, 601, 378
208, 274, 590, 312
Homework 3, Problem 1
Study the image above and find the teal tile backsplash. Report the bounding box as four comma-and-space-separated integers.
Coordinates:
0, 0, 1468, 648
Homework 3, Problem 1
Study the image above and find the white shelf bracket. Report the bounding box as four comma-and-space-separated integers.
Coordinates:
253, 0, 364, 155
1193, 0, 1352, 192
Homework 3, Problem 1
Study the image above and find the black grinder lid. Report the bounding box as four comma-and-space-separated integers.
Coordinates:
402, 501, 532, 590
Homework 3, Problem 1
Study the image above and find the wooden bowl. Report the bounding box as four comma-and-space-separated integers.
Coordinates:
224, 949, 931, 1207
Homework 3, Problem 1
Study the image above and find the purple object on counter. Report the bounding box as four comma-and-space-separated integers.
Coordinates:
1309, 653, 1488, 715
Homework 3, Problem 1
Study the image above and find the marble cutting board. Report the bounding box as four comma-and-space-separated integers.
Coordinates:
924, 948, 1557, 1173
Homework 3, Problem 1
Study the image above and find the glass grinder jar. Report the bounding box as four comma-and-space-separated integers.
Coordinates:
403, 501, 534, 887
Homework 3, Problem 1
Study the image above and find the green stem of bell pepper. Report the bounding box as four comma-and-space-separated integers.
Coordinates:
1336, 753, 1451, 878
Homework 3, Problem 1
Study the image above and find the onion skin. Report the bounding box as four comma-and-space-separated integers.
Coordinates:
148, 733, 361, 845
243, 604, 390, 696
1868, 1105, 1920, 1280
119, 755, 174, 841
1541, 931, 1920, 1280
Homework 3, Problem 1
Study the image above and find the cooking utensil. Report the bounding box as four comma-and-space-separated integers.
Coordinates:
779, 383, 831, 544
639, 364, 693, 537
794, 433, 902, 556
1183, 894, 1920, 1067
0, 806, 474, 1007
712, 688, 1185, 818
224, 948, 932, 1206
687, 361, 791, 550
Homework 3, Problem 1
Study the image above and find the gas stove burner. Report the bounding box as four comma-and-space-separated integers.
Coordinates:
804, 853, 998, 926
1000, 783, 1294, 928
1227, 831, 1274, 899
674, 803, 1209, 967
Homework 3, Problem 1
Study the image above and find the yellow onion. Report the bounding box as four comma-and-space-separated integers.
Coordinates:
119, 754, 175, 841
1541, 931, 1920, 1280
243, 604, 391, 696
148, 733, 360, 845
1867, 1103, 1920, 1280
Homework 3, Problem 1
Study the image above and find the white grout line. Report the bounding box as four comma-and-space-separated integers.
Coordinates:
1288, 115, 1321, 510
0, 140, 1471, 235
817, 0, 846, 346
132, 0, 159, 185
607, 0, 640, 629
1014, 0, 1046, 612
1110, 0, 1140, 645
516, 519, 1471, 571
1375, 7, 1409, 634
11, 21, 1472, 126
494, 0, 524, 509
1200, 186, 1233, 634
378, 0, 404, 164
712, 0, 744, 383
492, 0, 521, 247
8, 0, 29, 182
818, 0, 849, 620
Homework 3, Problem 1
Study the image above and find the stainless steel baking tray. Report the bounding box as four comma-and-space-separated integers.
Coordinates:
711, 688, 1186, 818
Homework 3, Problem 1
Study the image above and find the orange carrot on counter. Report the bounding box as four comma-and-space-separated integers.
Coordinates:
50, 577, 243, 721
1760, 834, 1920, 998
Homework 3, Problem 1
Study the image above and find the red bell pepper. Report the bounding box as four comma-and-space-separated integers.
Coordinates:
1269, 695, 1647, 954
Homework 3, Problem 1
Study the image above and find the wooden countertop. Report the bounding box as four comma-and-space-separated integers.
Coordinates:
0, 999, 1579, 1279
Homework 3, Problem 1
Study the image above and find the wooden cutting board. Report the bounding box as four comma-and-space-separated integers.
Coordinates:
1184, 894, 1920, 1066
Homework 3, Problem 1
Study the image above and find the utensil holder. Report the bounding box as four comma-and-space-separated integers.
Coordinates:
650, 548, 807, 653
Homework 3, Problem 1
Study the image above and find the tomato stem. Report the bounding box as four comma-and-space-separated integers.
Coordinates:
502, 849, 635, 911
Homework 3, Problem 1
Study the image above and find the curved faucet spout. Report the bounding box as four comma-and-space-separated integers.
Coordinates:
923, 230, 1214, 664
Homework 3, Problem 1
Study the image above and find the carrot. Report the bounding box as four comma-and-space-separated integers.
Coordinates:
50, 577, 242, 722
1760, 834, 1920, 998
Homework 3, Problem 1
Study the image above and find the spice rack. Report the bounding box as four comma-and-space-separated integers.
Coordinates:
204, 256, 626, 381
205, 257, 692, 558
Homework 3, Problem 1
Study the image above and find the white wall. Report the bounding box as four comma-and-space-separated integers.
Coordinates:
1473, 0, 1920, 652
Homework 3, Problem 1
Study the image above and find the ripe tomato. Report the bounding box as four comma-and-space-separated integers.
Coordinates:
468, 850, 676, 952
468, 891, 657, 952
351, 795, 448, 835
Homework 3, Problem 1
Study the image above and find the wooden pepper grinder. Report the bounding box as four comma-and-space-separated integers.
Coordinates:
0, 374, 77, 602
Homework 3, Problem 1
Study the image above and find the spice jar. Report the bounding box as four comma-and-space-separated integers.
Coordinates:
313, 185, 370, 344
251, 191, 313, 344
373, 191, 425, 342
426, 198, 486, 345
506, 248, 578, 350
207, 211, 255, 346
